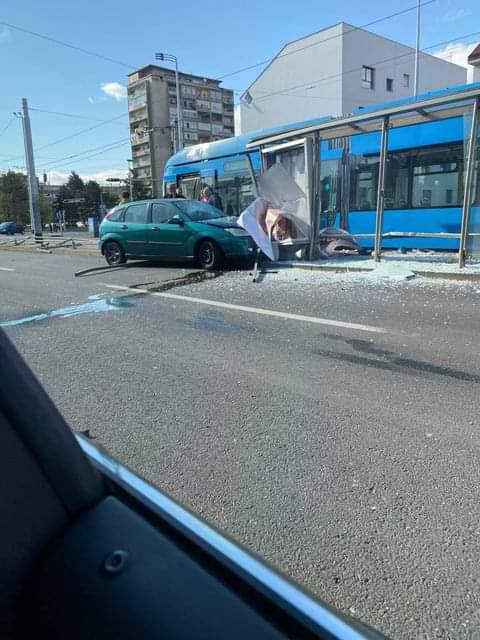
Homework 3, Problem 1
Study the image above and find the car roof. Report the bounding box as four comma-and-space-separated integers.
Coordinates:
117, 198, 199, 206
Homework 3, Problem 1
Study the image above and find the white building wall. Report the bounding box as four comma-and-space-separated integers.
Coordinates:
239, 22, 467, 134
239, 24, 344, 133
341, 24, 466, 114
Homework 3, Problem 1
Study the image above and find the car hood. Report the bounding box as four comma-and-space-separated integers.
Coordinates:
202, 217, 240, 229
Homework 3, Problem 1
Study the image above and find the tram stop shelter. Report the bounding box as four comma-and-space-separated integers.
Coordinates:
245, 83, 480, 268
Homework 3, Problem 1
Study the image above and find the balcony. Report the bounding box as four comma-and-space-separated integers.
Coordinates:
130, 130, 150, 145
182, 108, 198, 119
133, 157, 151, 169
197, 122, 211, 132
129, 111, 148, 126
196, 99, 210, 110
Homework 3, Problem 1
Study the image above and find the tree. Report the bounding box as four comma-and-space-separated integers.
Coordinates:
39, 195, 53, 224
66, 171, 85, 197
129, 169, 151, 201
60, 172, 88, 223
0, 172, 29, 223
85, 180, 101, 212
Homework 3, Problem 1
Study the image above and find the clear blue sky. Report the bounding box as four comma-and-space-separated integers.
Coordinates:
0, 0, 478, 183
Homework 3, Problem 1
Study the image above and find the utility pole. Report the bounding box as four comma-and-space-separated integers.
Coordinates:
20, 98, 42, 238
127, 159, 134, 200
414, 0, 421, 97
155, 52, 183, 151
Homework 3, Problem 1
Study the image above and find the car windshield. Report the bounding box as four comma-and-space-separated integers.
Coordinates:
174, 200, 224, 221
5, 6, 480, 640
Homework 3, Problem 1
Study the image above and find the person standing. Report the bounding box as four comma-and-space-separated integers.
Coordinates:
166, 183, 177, 198
119, 191, 130, 205
202, 186, 223, 212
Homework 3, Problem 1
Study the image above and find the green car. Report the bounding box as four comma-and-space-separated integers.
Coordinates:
99, 199, 254, 269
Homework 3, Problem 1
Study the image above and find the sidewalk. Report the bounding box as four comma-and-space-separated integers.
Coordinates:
0, 234, 99, 257
272, 252, 480, 281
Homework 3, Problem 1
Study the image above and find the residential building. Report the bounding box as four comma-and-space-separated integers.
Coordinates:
127, 65, 234, 196
239, 23, 467, 133
468, 44, 480, 83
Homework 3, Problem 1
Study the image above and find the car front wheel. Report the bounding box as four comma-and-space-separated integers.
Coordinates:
103, 240, 126, 266
196, 239, 222, 270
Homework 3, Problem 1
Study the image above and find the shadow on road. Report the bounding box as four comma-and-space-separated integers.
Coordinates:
314, 336, 480, 383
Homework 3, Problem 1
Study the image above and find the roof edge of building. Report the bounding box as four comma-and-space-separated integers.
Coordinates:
128, 64, 232, 89
241, 22, 345, 100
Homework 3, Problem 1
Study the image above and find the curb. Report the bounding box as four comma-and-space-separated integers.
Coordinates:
270, 261, 480, 282
0, 244, 99, 257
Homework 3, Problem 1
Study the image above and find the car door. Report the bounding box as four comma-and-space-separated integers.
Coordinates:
147, 202, 192, 258
122, 203, 150, 256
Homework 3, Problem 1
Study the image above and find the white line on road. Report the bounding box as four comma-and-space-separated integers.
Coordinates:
99, 283, 387, 334
0, 267, 15, 272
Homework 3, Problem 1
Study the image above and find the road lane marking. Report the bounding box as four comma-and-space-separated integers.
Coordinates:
99, 283, 387, 334
0, 267, 15, 272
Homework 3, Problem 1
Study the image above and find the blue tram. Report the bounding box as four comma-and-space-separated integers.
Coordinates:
164, 82, 480, 251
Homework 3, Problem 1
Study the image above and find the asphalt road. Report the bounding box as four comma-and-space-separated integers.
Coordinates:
2, 250, 480, 638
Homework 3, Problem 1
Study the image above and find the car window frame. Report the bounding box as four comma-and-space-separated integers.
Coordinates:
172, 200, 223, 222
151, 201, 178, 225
123, 202, 151, 225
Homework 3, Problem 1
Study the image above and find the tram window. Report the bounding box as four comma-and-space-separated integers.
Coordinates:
177, 175, 200, 200
350, 156, 379, 210
411, 144, 463, 208
320, 159, 340, 213
216, 176, 254, 216
474, 147, 480, 205
349, 143, 465, 211
384, 153, 410, 209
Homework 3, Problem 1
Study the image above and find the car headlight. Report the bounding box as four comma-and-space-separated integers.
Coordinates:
225, 228, 249, 237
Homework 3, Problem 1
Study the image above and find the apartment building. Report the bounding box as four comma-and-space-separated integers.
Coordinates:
128, 65, 234, 196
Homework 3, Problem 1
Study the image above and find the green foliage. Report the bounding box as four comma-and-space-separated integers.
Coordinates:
57, 172, 103, 222
0, 172, 29, 223
129, 169, 151, 201
39, 195, 53, 223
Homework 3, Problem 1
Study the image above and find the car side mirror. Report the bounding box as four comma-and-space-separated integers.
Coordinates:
168, 215, 184, 225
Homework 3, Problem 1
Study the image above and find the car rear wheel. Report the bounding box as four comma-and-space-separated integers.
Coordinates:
196, 239, 222, 270
103, 240, 126, 266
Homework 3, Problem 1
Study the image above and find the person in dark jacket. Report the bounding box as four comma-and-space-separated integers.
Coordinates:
202, 186, 223, 212
166, 183, 177, 198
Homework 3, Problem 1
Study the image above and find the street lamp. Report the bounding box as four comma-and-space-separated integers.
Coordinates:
414, 0, 421, 97
155, 52, 182, 151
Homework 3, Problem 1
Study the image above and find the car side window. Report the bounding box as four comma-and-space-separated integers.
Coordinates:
124, 203, 149, 224
106, 206, 124, 222
151, 203, 175, 224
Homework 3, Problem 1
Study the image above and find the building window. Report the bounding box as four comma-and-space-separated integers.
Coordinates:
403, 73, 410, 88
362, 66, 375, 90
386, 78, 393, 92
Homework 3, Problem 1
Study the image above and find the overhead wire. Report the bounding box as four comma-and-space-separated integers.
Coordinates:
1, 113, 128, 165
0, 116, 15, 137
218, 0, 437, 81
250, 28, 480, 104
0, 20, 135, 69
38, 138, 131, 169
46, 141, 131, 172
29, 107, 128, 124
